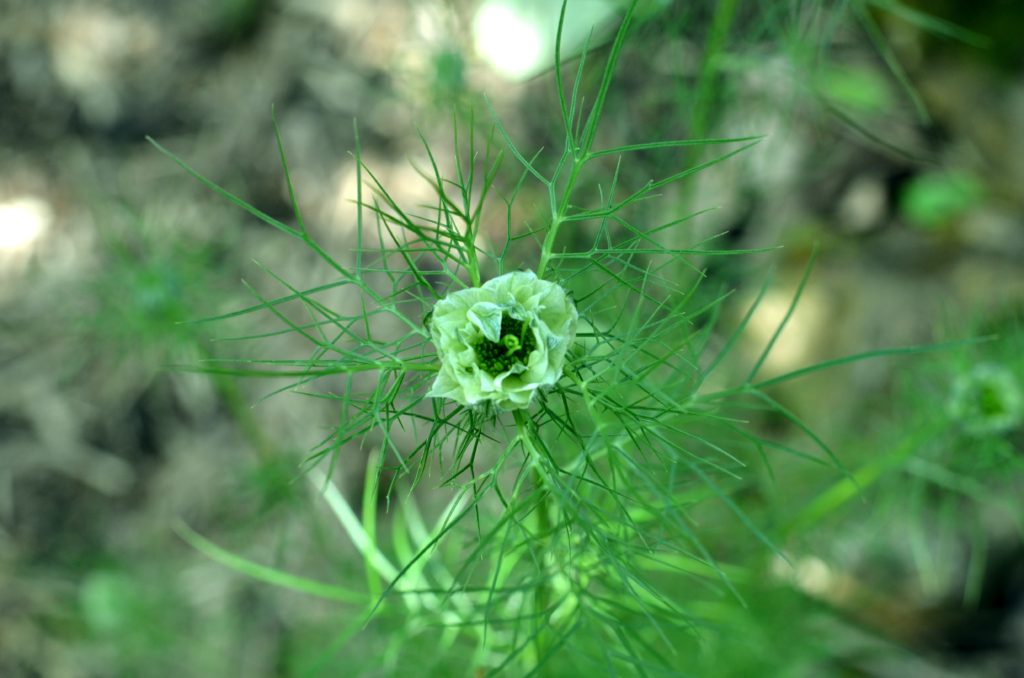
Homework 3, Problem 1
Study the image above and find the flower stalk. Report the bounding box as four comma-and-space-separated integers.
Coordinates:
514, 408, 554, 669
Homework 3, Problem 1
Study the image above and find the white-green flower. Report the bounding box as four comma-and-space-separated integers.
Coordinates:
947, 362, 1023, 436
426, 270, 578, 410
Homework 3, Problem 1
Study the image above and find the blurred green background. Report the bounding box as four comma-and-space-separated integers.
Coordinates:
2, 0, 1022, 675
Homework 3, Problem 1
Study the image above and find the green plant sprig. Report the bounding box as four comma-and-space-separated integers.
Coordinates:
150, 1, 973, 673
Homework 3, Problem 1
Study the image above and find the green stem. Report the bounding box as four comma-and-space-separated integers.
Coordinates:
538, 155, 586, 279
691, 0, 739, 140
513, 409, 553, 671
465, 229, 482, 287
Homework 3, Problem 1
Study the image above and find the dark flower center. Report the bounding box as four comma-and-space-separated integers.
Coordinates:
474, 314, 536, 376
977, 384, 1006, 417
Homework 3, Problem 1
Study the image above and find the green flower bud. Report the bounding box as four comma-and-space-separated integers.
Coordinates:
426, 270, 578, 410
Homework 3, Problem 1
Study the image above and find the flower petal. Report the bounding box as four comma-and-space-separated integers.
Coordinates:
467, 301, 504, 342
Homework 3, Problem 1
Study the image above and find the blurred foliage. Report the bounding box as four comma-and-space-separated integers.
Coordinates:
900, 170, 986, 230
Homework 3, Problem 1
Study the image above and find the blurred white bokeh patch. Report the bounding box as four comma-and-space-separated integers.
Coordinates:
0, 195, 53, 262
472, 0, 618, 81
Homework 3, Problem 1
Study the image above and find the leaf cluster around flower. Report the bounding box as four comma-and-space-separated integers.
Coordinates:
426, 270, 578, 410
